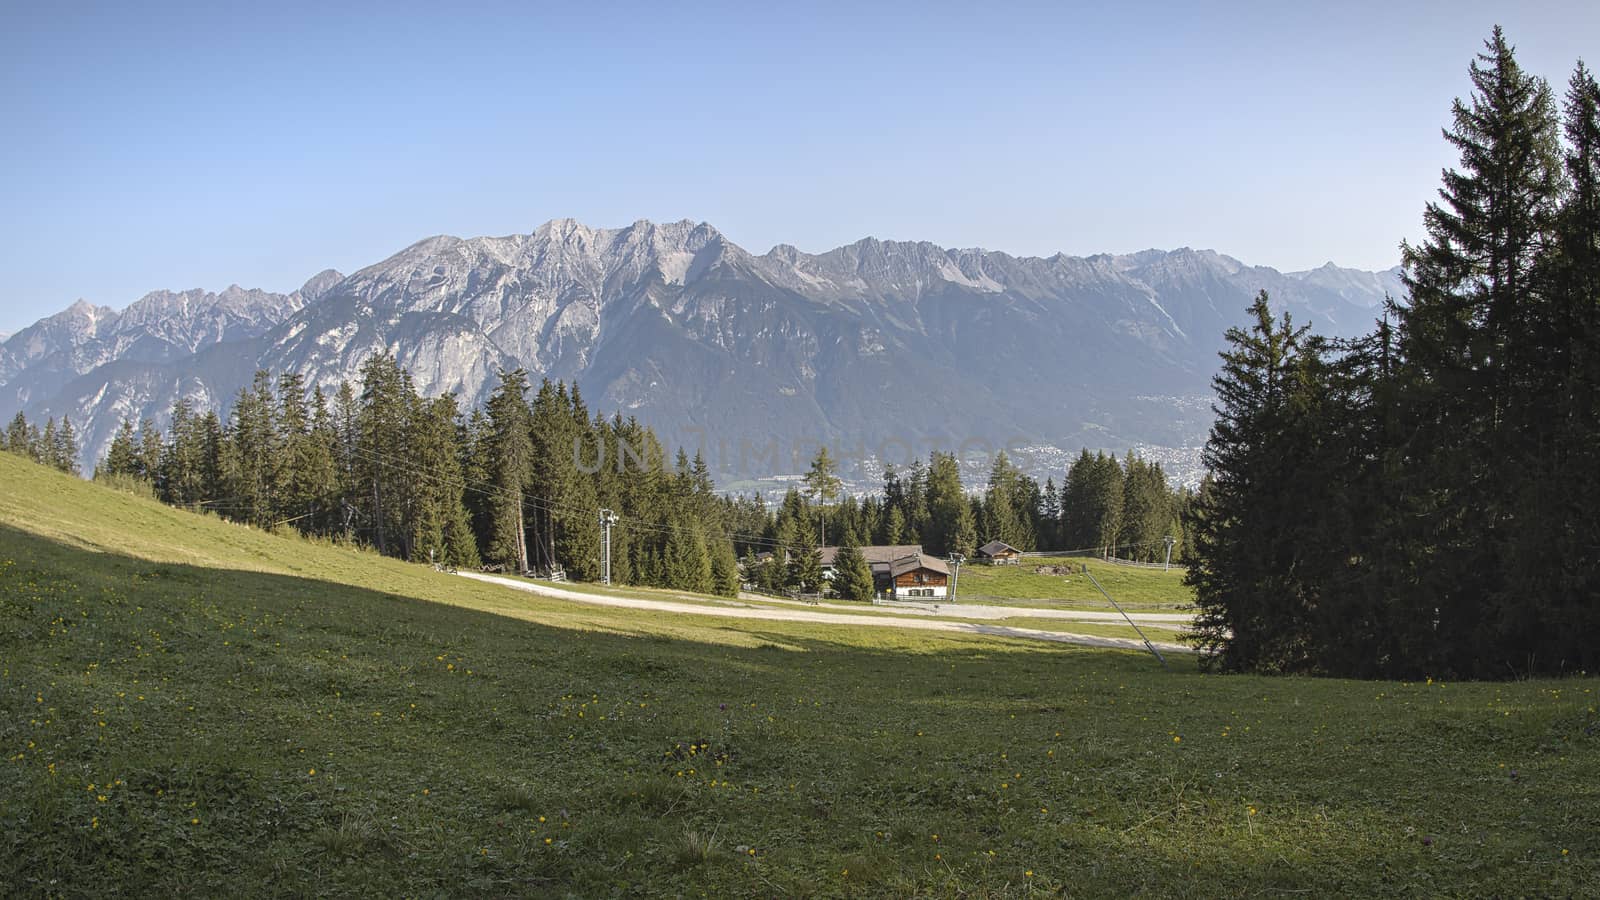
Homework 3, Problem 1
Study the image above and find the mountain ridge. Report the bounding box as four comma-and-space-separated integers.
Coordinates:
1, 219, 1401, 481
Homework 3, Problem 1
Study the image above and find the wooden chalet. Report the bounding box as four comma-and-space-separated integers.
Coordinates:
819, 544, 951, 599
886, 553, 950, 599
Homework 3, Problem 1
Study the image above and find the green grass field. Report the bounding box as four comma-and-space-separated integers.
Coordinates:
2, 453, 1597, 896
955, 557, 1195, 610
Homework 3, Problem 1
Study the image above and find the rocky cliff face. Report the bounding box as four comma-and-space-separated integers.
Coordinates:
1, 219, 1399, 478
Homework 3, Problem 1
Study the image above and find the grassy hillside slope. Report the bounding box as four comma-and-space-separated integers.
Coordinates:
1, 453, 1596, 896
956, 557, 1194, 609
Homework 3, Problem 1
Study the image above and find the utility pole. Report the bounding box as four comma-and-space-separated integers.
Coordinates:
947, 553, 964, 603
598, 508, 619, 585
1163, 535, 1176, 572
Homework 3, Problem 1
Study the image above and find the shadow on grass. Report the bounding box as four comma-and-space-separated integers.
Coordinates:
3, 523, 1594, 897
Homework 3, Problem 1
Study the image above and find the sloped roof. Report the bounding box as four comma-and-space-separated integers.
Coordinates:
819, 544, 924, 567
977, 540, 1020, 557
889, 553, 951, 578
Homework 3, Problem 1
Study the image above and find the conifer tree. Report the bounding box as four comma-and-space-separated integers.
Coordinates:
100, 419, 141, 480
803, 446, 842, 546
408, 394, 478, 566
709, 536, 741, 597
1397, 27, 1565, 671
303, 386, 343, 534
785, 518, 823, 594
881, 504, 905, 546
227, 371, 280, 527
484, 369, 534, 573
831, 526, 875, 601
52, 416, 79, 474
196, 411, 225, 506
136, 418, 161, 482
41, 419, 58, 470
1040, 476, 1060, 550
924, 451, 975, 557
665, 516, 714, 593
1185, 292, 1309, 670
159, 401, 202, 506
354, 355, 413, 553
4, 412, 30, 458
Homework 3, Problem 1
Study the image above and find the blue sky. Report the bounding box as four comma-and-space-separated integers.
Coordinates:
3, 0, 1596, 332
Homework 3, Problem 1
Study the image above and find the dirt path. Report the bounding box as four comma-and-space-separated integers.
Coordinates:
459, 572, 1194, 655
737, 592, 1193, 626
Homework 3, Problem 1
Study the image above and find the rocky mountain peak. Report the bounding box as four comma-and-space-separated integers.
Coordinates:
2, 218, 1411, 475
297, 269, 346, 302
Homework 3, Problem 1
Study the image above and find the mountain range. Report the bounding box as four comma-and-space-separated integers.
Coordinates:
1, 219, 1404, 485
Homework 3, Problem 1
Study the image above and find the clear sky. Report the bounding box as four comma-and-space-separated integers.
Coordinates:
2, 0, 1596, 333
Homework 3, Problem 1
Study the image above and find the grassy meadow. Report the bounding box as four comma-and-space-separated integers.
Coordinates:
955, 557, 1195, 610
1, 453, 1597, 896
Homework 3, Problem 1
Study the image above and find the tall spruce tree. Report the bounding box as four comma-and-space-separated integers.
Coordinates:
484, 369, 534, 573
1397, 27, 1565, 674
227, 371, 279, 526
354, 355, 414, 553
924, 451, 975, 557
1185, 293, 1309, 670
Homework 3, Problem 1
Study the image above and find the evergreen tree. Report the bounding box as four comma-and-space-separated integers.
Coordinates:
40, 419, 58, 470
665, 516, 714, 593
803, 446, 842, 545
54, 416, 79, 474
528, 380, 598, 579
831, 527, 875, 602
484, 369, 534, 572
1118, 454, 1173, 562
1060, 449, 1096, 548
785, 519, 823, 594
196, 411, 225, 506
4, 413, 31, 458
303, 386, 343, 534
881, 505, 906, 545
408, 394, 479, 567
158, 400, 202, 506
924, 451, 975, 557
227, 371, 279, 527
460, 408, 496, 553
136, 418, 161, 481
1396, 27, 1566, 673
903, 458, 930, 544
1185, 292, 1311, 670
99, 419, 141, 480
333, 381, 360, 535
709, 536, 741, 597
1040, 476, 1060, 550
354, 355, 414, 553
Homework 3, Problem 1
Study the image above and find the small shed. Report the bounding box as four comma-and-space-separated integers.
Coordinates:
976, 540, 1022, 565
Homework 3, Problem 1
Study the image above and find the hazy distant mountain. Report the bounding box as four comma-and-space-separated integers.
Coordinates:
0, 219, 1401, 479
1285, 262, 1406, 309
